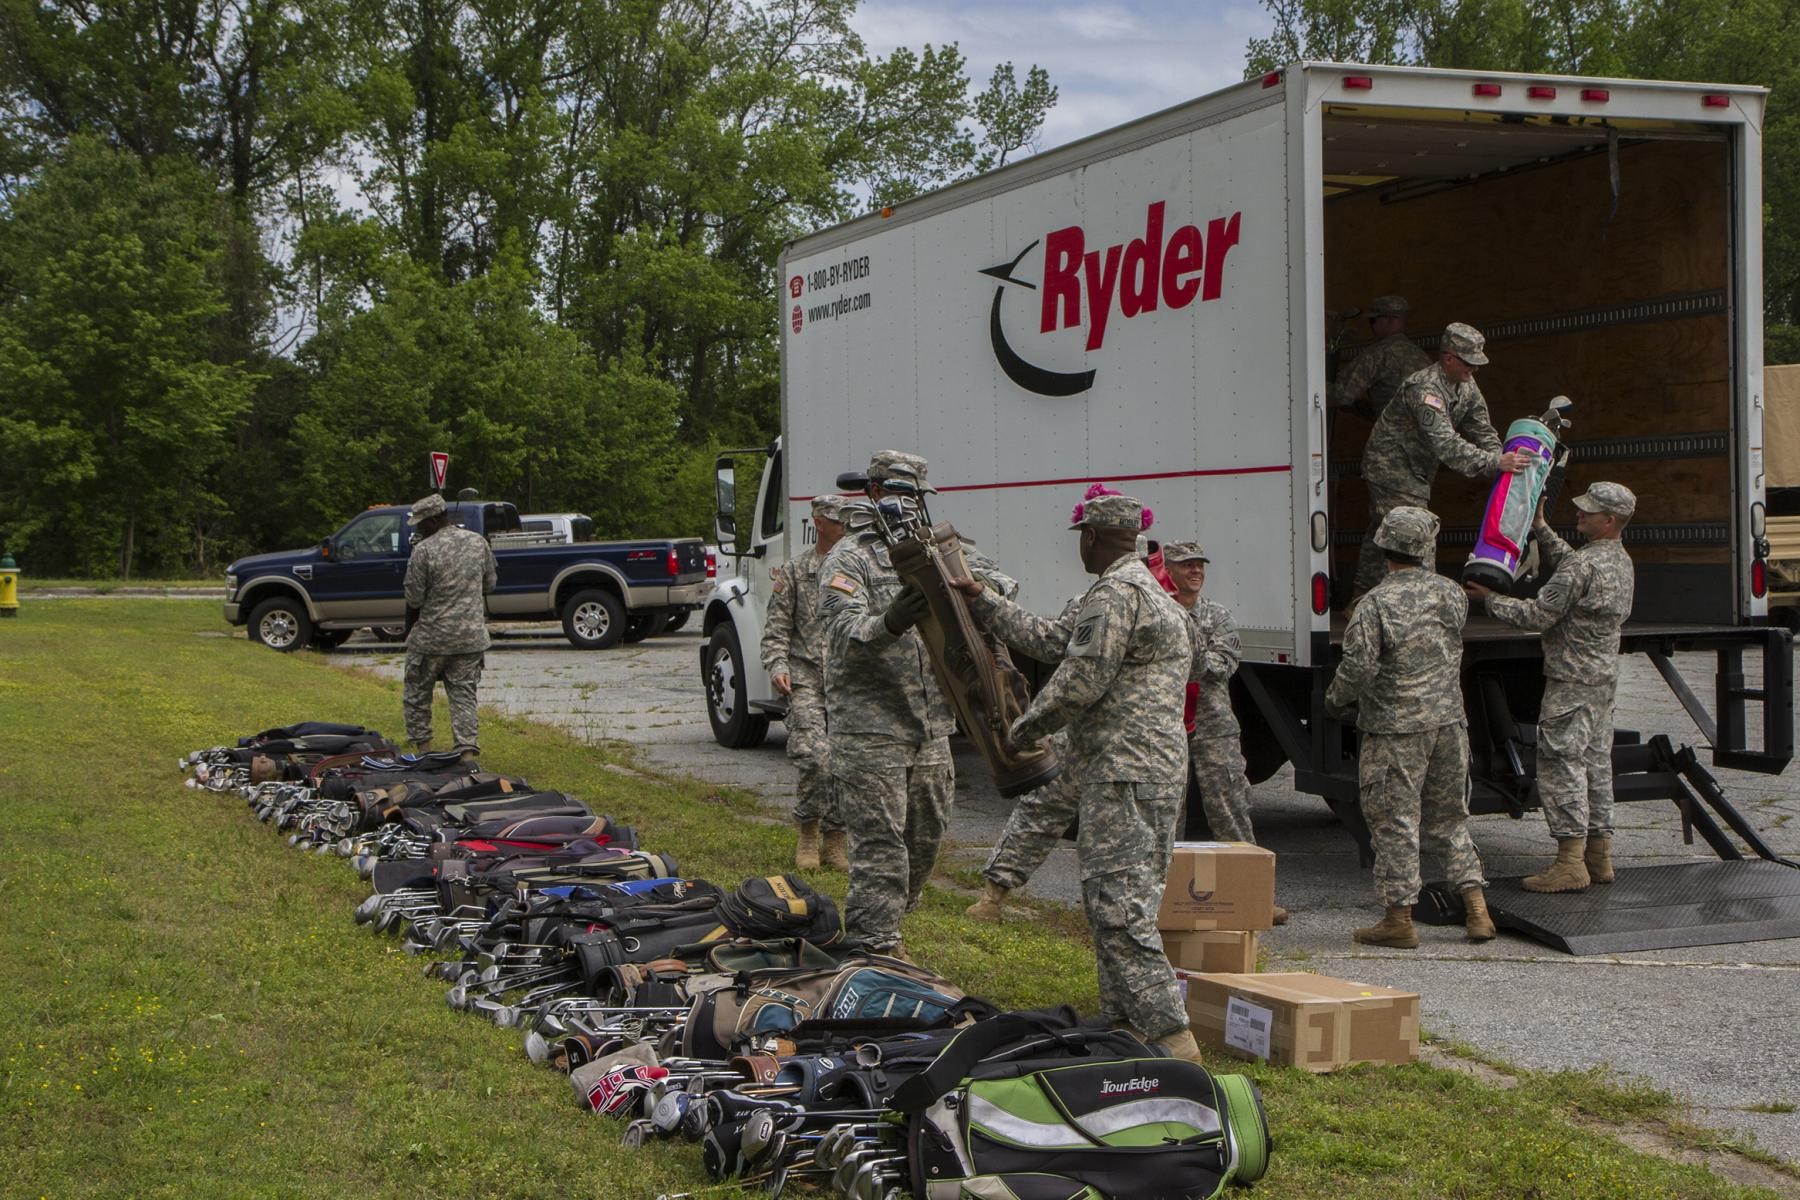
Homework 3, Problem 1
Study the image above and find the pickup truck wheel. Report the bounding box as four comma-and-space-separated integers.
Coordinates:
372, 625, 407, 642
311, 629, 353, 650
661, 611, 690, 634
249, 596, 312, 652
705, 626, 769, 748
622, 614, 659, 644
562, 588, 625, 650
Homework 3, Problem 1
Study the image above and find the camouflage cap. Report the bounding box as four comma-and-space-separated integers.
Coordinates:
1070, 493, 1145, 532
1163, 540, 1210, 563
1372, 505, 1440, 559
407, 493, 448, 526
1572, 481, 1636, 518
867, 449, 936, 494
1442, 322, 1489, 365
1371, 294, 1409, 317
810, 495, 846, 523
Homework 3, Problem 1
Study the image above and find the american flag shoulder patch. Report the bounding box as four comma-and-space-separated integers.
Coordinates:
1422, 392, 1445, 410
826, 573, 859, 595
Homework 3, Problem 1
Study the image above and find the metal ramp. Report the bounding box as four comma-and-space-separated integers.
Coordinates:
1484, 861, 1800, 955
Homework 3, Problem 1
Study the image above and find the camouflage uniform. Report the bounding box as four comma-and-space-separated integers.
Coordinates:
762, 543, 843, 833
1486, 514, 1635, 839
402, 501, 498, 753
1330, 331, 1431, 423
1326, 509, 1484, 907
1186, 596, 1256, 843
979, 598, 1084, 890
1353, 350, 1503, 601
972, 504, 1192, 1041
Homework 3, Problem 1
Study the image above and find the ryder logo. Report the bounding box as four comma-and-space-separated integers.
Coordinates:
981, 201, 1241, 397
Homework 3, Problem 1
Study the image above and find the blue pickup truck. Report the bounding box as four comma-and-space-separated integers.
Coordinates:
223, 499, 708, 651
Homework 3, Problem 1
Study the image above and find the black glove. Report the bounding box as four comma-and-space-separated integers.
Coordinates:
881, 585, 930, 636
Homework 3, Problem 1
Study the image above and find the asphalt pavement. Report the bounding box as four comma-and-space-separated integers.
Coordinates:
329, 626, 1800, 1164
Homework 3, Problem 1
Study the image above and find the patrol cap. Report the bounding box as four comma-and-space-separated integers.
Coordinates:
810, 495, 846, 523
1163, 540, 1210, 563
1442, 322, 1489, 366
866, 449, 936, 494
1371, 295, 1409, 317
407, 493, 448, 525
1372, 505, 1440, 559
1070, 493, 1145, 532
1572, 481, 1636, 519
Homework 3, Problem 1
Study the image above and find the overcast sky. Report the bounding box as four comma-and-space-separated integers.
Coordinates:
851, 0, 1278, 150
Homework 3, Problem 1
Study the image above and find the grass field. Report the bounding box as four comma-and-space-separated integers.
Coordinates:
0, 601, 1788, 1199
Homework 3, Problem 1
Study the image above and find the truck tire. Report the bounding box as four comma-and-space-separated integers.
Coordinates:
311, 629, 353, 650
249, 595, 312, 652
372, 625, 407, 642
661, 610, 691, 635
562, 588, 625, 650
622, 613, 659, 644
704, 625, 769, 748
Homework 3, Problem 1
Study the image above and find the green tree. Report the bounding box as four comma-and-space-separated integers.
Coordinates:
0, 138, 255, 575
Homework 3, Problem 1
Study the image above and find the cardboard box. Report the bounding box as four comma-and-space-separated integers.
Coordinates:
1163, 930, 1258, 974
1158, 842, 1276, 931
1182, 972, 1420, 1073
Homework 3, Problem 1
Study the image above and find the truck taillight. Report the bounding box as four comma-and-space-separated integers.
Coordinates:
707, 549, 717, 579
1752, 558, 1768, 598
667, 548, 680, 577
1312, 573, 1330, 615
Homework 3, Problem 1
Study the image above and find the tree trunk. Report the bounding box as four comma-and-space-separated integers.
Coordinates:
119, 515, 136, 580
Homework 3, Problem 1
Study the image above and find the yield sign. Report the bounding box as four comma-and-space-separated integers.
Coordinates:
428, 451, 450, 490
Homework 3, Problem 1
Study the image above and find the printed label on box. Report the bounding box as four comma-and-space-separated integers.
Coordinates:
1224, 995, 1273, 1060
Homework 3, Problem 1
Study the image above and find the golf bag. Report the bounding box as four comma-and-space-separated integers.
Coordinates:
717, 875, 843, 948
1462, 396, 1573, 593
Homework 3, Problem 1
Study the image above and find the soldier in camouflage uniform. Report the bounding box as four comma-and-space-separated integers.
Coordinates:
953, 494, 1201, 1060
1329, 295, 1431, 423
818, 451, 1013, 956
1466, 482, 1636, 892
1326, 506, 1494, 947
1351, 323, 1532, 603
401, 493, 499, 754
763, 495, 849, 870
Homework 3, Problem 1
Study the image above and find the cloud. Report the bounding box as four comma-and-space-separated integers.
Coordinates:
852, 0, 1274, 150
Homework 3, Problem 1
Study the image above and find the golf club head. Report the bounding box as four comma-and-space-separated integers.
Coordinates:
523, 1029, 551, 1065
622, 1118, 653, 1150
351, 854, 377, 879
446, 984, 468, 1011
353, 893, 384, 924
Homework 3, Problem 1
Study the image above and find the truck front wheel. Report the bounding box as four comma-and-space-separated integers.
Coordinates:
562, 588, 625, 650
249, 596, 312, 652
704, 625, 769, 748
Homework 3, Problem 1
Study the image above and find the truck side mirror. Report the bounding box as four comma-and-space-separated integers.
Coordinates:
715, 459, 738, 554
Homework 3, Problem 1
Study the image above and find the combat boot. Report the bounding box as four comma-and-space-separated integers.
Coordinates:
793, 821, 822, 870
964, 880, 1008, 923
820, 828, 849, 871
1154, 1028, 1206, 1062
1584, 834, 1615, 884
1461, 886, 1496, 942
1272, 904, 1290, 926
1522, 838, 1591, 893
1352, 905, 1419, 948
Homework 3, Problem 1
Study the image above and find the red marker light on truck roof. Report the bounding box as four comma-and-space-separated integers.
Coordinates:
1342, 76, 1373, 91
1472, 83, 1502, 97
1311, 573, 1330, 615
1752, 558, 1768, 598
1581, 88, 1609, 102
1703, 94, 1731, 109
1527, 85, 1557, 100
1261, 71, 1282, 89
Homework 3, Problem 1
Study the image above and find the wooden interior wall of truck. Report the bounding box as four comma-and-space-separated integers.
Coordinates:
1324, 131, 1734, 623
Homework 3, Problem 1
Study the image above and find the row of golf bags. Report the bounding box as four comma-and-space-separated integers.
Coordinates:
182, 721, 1273, 1199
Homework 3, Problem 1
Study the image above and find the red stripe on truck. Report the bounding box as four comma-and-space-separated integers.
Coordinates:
789, 463, 1290, 502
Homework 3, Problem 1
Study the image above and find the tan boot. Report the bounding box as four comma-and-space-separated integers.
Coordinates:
964, 880, 1008, 923
1461, 886, 1496, 942
1353, 905, 1419, 948
793, 821, 821, 870
820, 828, 849, 871
1584, 834, 1615, 884
1155, 1028, 1206, 1062
1523, 838, 1591, 893
1272, 904, 1289, 926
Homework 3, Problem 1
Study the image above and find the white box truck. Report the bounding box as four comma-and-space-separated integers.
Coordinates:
701, 61, 1792, 857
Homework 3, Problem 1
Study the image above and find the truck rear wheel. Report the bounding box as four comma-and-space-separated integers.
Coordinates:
705, 625, 769, 748
622, 613, 659, 644
249, 596, 312, 652
661, 610, 690, 634
562, 588, 625, 650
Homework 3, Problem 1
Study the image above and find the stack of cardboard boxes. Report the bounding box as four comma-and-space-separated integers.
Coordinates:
1161, 842, 1420, 1073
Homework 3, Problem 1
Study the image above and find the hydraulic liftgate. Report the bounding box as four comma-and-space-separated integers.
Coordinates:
1238, 625, 1800, 955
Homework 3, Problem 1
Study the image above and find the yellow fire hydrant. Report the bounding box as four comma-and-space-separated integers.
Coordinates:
0, 554, 18, 617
